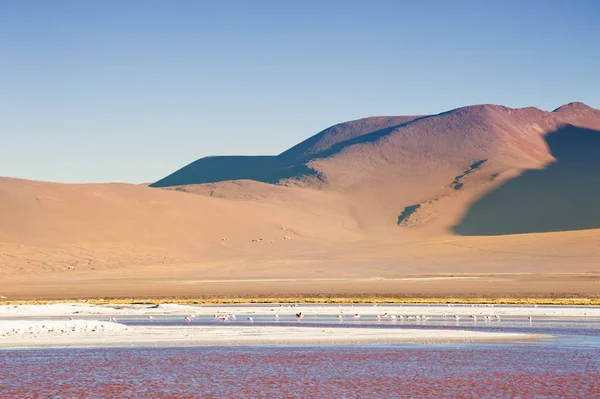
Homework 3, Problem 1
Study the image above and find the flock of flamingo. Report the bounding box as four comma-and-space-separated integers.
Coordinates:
104, 305, 536, 325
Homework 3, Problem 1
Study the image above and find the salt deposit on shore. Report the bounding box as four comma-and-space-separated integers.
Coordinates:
0, 320, 539, 349
0, 320, 127, 336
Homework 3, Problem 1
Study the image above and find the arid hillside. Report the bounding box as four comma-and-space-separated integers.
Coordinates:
0, 177, 361, 277
2, 102, 600, 299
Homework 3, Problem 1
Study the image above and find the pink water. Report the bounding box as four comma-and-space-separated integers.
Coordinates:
1, 343, 599, 398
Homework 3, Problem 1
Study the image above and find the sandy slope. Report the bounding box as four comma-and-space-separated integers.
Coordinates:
2, 103, 600, 298
0, 177, 361, 276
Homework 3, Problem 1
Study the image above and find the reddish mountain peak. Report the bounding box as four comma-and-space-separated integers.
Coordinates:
551, 102, 600, 128
552, 102, 595, 113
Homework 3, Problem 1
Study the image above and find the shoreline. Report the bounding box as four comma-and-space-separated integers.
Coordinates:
0, 322, 544, 350
2, 297, 600, 306
2, 301, 597, 349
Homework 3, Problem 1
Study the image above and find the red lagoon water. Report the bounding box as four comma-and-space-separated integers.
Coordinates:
1, 344, 599, 398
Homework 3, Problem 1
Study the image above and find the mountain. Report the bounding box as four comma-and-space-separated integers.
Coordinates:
153, 102, 600, 235
2, 102, 600, 299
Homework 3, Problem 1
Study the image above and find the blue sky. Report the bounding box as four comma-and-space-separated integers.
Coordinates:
1, 1, 599, 183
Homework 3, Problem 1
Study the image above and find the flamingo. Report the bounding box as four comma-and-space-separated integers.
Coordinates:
184, 316, 192, 323
274, 314, 279, 320
296, 312, 303, 321
470, 315, 477, 322
148, 316, 154, 321
247, 317, 254, 324
454, 315, 462, 322
337, 314, 343, 321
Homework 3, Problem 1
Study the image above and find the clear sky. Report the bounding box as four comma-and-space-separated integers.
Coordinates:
1, 1, 599, 183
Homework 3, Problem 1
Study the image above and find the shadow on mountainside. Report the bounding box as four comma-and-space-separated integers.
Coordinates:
152, 116, 431, 188
453, 125, 600, 235
150, 156, 319, 187
280, 116, 431, 163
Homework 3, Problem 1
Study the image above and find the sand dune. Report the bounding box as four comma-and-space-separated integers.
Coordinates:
2, 103, 600, 298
